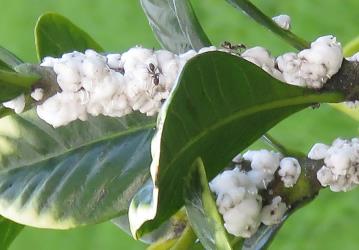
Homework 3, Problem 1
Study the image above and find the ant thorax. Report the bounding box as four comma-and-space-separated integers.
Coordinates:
145, 63, 166, 97
147, 63, 162, 86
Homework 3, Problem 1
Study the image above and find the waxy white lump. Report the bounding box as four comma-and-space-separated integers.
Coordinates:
344, 101, 359, 109
30, 88, 44, 102
35, 48, 191, 127
309, 138, 359, 192
272, 15, 291, 30
243, 150, 282, 189
346, 52, 359, 62
23, 46, 227, 127
1, 46, 221, 127
276, 35, 343, 88
278, 157, 301, 187
308, 143, 330, 160
2, 94, 25, 114
241, 47, 284, 81
240, 36, 343, 88
210, 150, 294, 238
260, 196, 287, 225
210, 167, 262, 238
1, 34, 344, 127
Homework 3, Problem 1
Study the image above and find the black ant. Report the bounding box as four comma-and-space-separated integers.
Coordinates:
221, 41, 246, 54
311, 103, 320, 109
147, 63, 161, 85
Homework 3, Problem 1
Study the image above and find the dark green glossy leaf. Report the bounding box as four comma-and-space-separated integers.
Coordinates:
0, 111, 155, 229
0, 46, 23, 71
129, 51, 344, 237
184, 158, 232, 250
140, 0, 211, 53
35, 12, 104, 61
0, 69, 39, 102
225, 0, 309, 50
0, 216, 24, 250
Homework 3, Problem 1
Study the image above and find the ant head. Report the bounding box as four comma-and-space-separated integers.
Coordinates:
149, 63, 155, 71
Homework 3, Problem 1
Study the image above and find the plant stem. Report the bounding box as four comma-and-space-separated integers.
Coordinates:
170, 225, 197, 250
226, 0, 309, 50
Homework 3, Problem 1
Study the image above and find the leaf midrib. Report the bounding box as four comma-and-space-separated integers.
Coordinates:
160, 92, 343, 179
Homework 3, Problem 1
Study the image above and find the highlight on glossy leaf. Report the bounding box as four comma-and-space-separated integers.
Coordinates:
140, 0, 211, 53
129, 51, 344, 237
35, 12, 104, 61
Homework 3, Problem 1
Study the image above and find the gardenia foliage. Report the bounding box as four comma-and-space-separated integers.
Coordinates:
2, 36, 344, 127
1, 1, 358, 248
309, 138, 359, 192
209, 150, 298, 238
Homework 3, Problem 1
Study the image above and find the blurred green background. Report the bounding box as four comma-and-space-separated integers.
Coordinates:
1, 0, 359, 249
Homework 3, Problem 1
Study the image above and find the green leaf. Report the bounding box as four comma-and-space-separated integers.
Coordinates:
225, 0, 309, 50
184, 158, 232, 250
343, 36, 359, 56
0, 106, 11, 119
0, 111, 155, 229
0, 69, 39, 102
0, 46, 23, 71
129, 51, 344, 237
140, 0, 211, 53
35, 12, 104, 61
0, 216, 24, 250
